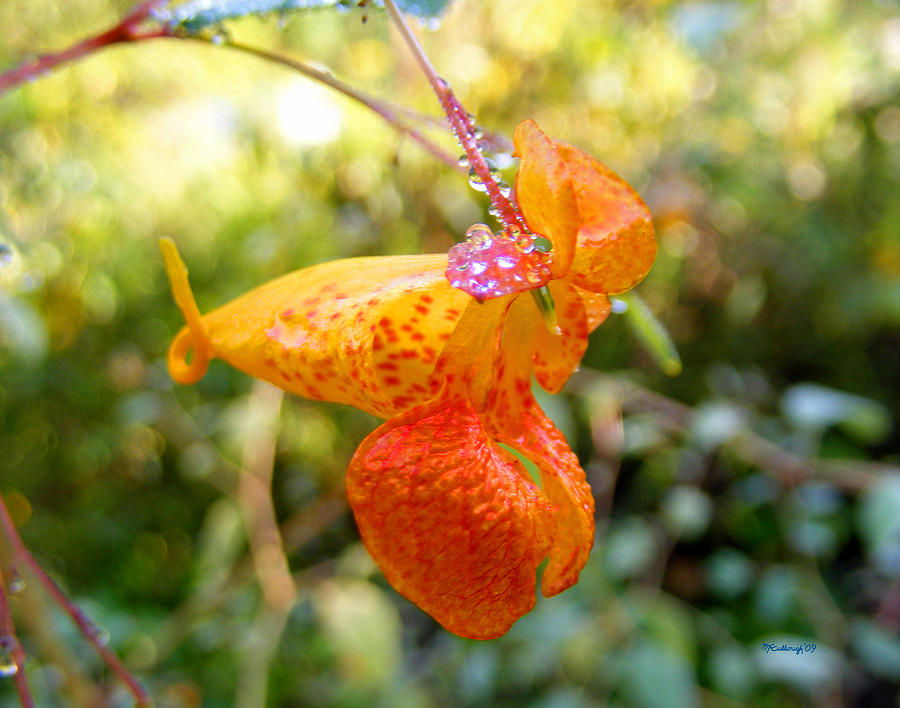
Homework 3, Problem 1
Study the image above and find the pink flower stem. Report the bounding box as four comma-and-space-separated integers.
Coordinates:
0, 1, 170, 94
0, 564, 35, 708
0, 495, 152, 707
382, 0, 528, 234
214, 39, 462, 171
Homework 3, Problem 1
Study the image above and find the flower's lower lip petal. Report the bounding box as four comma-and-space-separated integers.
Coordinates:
495, 400, 596, 598
478, 294, 596, 597
347, 394, 555, 640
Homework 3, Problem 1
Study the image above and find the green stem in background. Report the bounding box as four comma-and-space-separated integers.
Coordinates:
615, 291, 682, 377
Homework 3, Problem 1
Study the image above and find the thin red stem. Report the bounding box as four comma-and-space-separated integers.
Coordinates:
382, 0, 527, 234
0, 1, 170, 94
0, 496, 152, 707
0, 3, 462, 172
217, 40, 462, 171
0, 564, 35, 708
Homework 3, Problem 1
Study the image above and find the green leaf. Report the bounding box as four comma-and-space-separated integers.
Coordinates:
782, 383, 891, 444
857, 473, 900, 576
618, 639, 699, 708
167, 0, 453, 32
850, 618, 900, 681
615, 292, 682, 376
395, 0, 454, 18
168, 0, 345, 32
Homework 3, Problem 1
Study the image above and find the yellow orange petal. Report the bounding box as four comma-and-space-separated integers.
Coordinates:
556, 142, 657, 294
513, 120, 578, 279
431, 295, 514, 412
347, 392, 555, 640
163, 245, 470, 419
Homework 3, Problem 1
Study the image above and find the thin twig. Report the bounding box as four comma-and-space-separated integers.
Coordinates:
235, 381, 294, 708
383, 0, 527, 233
0, 3, 465, 171
14, 581, 104, 707
0, 496, 152, 707
0, 561, 34, 708
0, 1, 170, 93
576, 371, 884, 492
211, 39, 461, 171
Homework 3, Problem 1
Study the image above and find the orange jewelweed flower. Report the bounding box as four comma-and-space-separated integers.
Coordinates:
162, 120, 656, 639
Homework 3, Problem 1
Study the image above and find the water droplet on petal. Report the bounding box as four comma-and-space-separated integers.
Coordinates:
610, 298, 628, 314
473, 126, 485, 140
515, 234, 535, 254
498, 181, 511, 198
445, 224, 553, 299
464, 223, 493, 248
457, 154, 469, 168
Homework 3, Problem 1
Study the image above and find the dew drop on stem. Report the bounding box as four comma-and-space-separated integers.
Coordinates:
0, 635, 18, 678
7, 570, 24, 594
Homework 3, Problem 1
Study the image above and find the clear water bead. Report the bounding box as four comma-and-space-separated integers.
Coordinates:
0, 636, 17, 678
446, 224, 553, 300
467, 168, 488, 193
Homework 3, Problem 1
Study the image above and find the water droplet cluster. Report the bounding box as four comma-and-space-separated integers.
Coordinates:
446, 223, 553, 300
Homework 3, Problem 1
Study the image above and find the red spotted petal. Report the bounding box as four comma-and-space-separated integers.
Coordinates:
347, 393, 556, 640
162, 248, 472, 419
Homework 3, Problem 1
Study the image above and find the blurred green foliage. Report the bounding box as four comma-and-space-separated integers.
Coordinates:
1, 0, 899, 706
